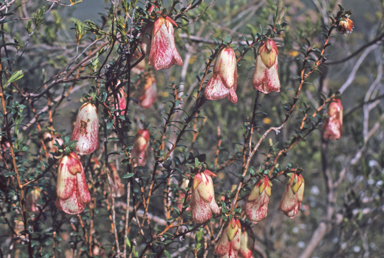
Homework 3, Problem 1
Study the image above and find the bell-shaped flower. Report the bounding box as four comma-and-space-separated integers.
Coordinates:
252, 39, 280, 94
108, 163, 125, 198
244, 176, 272, 223
322, 99, 343, 140
148, 16, 183, 70
338, 16, 354, 35
190, 169, 220, 224
205, 47, 238, 103
278, 173, 304, 218
138, 73, 157, 108
214, 218, 241, 258
131, 129, 150, 167
26, 188, 42, 217
56, 152, 91, 214
71, 103, 99, 155
239, 227, 255, 258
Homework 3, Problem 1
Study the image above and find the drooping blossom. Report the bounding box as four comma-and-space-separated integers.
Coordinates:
109, 80, 127, 116
138, 73, 157, 108
239, 227, 255, 258
322, 99, 343, 140
148, 16, 183, 70
338, 15, 354, 35
26, 188, 42, 217
190, 169, 220, 224
205, 47, 238, 103
71, 103, 99, 155
214, 218, 241, 258
244, 176, 272, 223
252, 39, 280, 94
131, 129, 150, 167
56, 152, 91, 214
108, 163, 125, 198
278, 173, 305, 218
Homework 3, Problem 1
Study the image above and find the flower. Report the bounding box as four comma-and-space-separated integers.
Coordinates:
190, 169, 220, 224
108, 163, 125, 198
71, 103, 99, 155
338, 16, 354, 35
110, 80, 127, 116
239, 227, 255, 258
278, 173, 304, 218
56, 152, 91, 214
131, 129, 150, 167
148, 16, 183, 70
26, 188, 42, 217
252, 39, 280, 94
204, 47, 238, 103
138, 73, 157, 108
244, 176, 272, 223
214, 218, 241, 258
323, 99, 343, 140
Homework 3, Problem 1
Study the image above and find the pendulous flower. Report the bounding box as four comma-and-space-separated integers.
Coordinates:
323, 99, 343, 140
71, 103, 99, 155
338, 15, 354, 35
239, 227, 255, 258
26, 188, 42, 217
148, 16, 183, 70
214, 218, 241, 258
278, 173, 304, 218
108, 163, 125, 198
205, 47, 238, 103
56, 152, 91, 214
252, 39, 280, 94
111, 81, 127, 116
190, 169, 220, 224
131, 129, 150, 167
138, 73, 157, 108
244, 176, 272, 223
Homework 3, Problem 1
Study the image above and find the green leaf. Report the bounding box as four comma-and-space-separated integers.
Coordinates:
6, 70, 23, 85
164, 250, 171, 258
123, 173, 134, 179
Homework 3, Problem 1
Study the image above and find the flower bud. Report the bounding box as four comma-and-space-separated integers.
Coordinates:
205, 47, 238, 103
43, 132, 63, 154
278, 173, 304, 218
108, 163, 125, 198
71, 103, 99, 155
148, 17, 183, 70
131, 129, 150, 167
214, 218, 241, 257
252, 39, 280, 94
190, 169, 220, 224
338, 16, 354, 35
244, 176, 272, 223
56, 152, 91, 214
323, 99, 343, 140
239, 227, 255, 258
138, 73, 157, 108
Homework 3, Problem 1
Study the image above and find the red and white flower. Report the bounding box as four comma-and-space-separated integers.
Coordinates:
71, 103, 99, 155
148, 17, 183, 70
131, 129, 150, 167
322, 99, 343, 140
190, 169, 220, 224
138, 73, 157, 108
214, 218, 241, 258
205, 47, 238, 103
252, 39, 280, 94
278, 173, 305, 218
244, 176, 272, 223
56, 152, 91, 214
